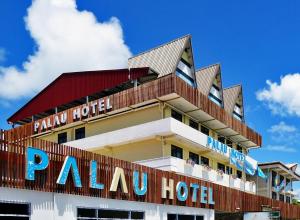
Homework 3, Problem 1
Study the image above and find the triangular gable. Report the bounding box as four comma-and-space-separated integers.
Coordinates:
195, 64, 223, 106
128, 35, 196, 86
223, 85, 244, 121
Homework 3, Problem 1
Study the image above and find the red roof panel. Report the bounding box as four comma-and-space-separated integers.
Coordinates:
8, 68, 150, 123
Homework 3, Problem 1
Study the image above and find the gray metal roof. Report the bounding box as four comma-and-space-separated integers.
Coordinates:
128, 35, 190, 78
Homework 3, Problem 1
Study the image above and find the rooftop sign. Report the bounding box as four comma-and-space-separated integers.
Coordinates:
34, 97, 112, 133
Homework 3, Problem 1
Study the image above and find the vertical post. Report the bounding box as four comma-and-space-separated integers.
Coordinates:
86, 96, 89, 104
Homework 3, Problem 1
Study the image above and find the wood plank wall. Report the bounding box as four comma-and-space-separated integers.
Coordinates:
6, 74, 261, 146
0, 130, 298, 219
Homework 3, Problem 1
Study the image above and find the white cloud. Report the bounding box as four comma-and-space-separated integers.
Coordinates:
0, 48, 6, 62
264, 145, 297, 153
0, 0, 132, 100
268, 121, 297, 133
257, 73, 300, 117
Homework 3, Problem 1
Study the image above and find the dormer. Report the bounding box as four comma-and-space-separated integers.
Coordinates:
223, 85, 244, 121
128, 35, 196, 87
195, 64, 223, 106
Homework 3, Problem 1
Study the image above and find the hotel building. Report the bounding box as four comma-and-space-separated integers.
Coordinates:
0, 35, 299, 220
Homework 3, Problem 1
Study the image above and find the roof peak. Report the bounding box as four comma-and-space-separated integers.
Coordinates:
129, 34, 191, 60
196, 63, 221, 72
224, 84, 242, 90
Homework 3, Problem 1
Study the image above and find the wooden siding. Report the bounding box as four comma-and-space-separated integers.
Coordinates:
0, 130, 298, 219
6, 73, 261, 146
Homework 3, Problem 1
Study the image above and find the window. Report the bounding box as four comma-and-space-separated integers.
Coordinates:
189, 119, 198, 130
171, 109, 183, 122
236, 145, 243, 153
279, 194, 285, 202
201, 156, 209, 166
272, 171, 277, 187
237, 170, 243, 179
226, 166, 233, 175
77, 208, 144, 220
75, 127, 85, 140
200, 126, 209, 136
272, 192, 277, 200
58, 132, 67, 144
0, 202, 30, 219
218, 136, 225, 144
209, 85, 222, 106
286, 196, 291, 204
217, 163, 225, 173
189, 152, 199, 164
226, 139, 232, 147
171, 145, 183, 159
167, 214, 204, 220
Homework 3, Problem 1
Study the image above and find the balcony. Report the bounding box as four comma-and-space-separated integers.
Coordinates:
136, 156, 256, 194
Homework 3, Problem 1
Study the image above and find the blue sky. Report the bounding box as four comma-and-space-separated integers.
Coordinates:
1, 0, 300, 191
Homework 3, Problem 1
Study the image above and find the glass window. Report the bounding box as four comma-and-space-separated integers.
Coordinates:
272, 192, 277, 200
226, 139, 232, 147
75, 127, 85, 140
201, 156, 209, 166
171, 145, 183, 159
217, 163, 225, 173
218, 136, 225, 144
77, 208, 144, 220
171, 109, 183, 122
167, 214, 204, 220
0, 202, 30, 219
272, 171, 277, 187
286, 196, 291, 204
236, 145, 243, 153
200, 126, 209, 136
237, 170, 243, 179
189, 119, 198, 130
279, 194, 285, 202
226, 166, 233, 175
58, 132, 67, 144
189, 152, 199, 164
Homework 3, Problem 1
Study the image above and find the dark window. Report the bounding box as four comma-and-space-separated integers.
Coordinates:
280, 175, 284, 185
189, 119, 198, 130
77, 208, 144, 220
201, 156, 209, 166
200, 126, 209, 136
171, 145, 183, 159
99, 209, 129, 219
226, 139, 232, 147
131, 212, 144, 219
167, 214, 204, 220
272, 192, 277, 200
77, 208, 96, 218
279, 194, 285, 202
75, 127, 85, 140
237, 170, 243, 179
236, 145, 243, 153
171, 109, 182, 122
0, 202, 30, 219
226, 166, 233, 175
58, 132, 67, 144
217, 163, 225, 173
189, 152, 199, 164
286, 196, 291, 204
218, 136, 225, 144
272, 171, 277, 187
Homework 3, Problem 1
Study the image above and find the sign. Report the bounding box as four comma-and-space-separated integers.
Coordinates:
207, 136, 228, 155
25, 147, 215, 205
34, 97, 112, 132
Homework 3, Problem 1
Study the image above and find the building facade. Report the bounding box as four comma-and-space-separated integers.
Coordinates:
0, 35, 299, 220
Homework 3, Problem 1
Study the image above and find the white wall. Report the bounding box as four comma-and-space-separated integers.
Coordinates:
0, 187, 214, 220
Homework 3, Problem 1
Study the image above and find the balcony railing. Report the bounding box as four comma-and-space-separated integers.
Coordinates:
135, 156, 256, 194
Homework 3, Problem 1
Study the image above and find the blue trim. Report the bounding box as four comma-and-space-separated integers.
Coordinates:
176, 70, 196, 87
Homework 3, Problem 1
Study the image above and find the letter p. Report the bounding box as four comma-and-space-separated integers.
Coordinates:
25, 147, 49, 181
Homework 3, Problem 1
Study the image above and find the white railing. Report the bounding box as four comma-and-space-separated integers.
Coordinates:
136, 156, 256, 194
